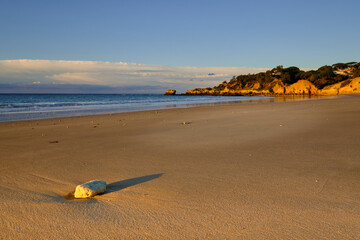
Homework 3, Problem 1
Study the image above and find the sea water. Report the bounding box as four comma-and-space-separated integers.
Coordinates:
0, 94, 272, 122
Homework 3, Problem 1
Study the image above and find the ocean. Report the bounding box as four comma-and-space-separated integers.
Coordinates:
0, 94, 272, 122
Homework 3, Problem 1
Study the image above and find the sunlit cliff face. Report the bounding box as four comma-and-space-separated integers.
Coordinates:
185, 78, 360, 96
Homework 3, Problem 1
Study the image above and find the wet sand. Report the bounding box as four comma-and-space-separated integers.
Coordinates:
0, 95, 360, 239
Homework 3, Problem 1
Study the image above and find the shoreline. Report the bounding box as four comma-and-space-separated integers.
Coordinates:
0, 94, 272, 123
0, 95, 337, 123
1, 94, 359, 239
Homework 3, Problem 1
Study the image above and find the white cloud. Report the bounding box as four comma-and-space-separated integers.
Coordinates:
45, 72, 102, 84
0, 59, 268, 93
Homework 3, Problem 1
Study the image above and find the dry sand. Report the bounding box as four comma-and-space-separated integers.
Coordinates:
0, 95, 360, 239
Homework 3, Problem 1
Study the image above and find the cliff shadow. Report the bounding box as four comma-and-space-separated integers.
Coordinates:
104, 173, 164, 194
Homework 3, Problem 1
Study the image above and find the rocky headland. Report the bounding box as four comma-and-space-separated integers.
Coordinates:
185, 62, 360, 96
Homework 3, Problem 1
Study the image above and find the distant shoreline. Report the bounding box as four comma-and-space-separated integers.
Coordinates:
0, 94, 339, 123
0, 94, 273, 123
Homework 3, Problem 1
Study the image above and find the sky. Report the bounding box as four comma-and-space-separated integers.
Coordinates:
0, 0, 359, 93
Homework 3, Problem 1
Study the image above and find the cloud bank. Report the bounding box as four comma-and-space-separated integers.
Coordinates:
0, 59, 268, 93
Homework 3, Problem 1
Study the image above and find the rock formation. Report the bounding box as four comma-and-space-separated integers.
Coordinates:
186, 78, 360, 96
185, 62, 360, 96
284, 80, 319, 95
74, 180, 106, 198
321, 77, 360, 95
164, 90, 176, 95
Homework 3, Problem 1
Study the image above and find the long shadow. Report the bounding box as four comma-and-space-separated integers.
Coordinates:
104, 173, 164, 194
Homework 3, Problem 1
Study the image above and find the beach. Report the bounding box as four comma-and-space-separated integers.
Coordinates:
0, 95, 360, 239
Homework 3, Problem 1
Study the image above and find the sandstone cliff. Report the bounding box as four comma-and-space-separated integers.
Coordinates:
185, 62, 360, 96
320, 77, 360, 95
185, 78, 360, 96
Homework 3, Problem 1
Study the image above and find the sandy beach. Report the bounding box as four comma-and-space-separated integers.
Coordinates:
0, 95, 360, 239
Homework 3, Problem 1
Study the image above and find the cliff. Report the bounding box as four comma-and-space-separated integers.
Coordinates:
185, 62, 360, 96
185, 78, 360, 96
321, 77, 360, 95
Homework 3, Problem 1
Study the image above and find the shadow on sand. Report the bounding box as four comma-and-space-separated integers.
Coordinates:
64, 173, 163, 201
104, 173, 163, 194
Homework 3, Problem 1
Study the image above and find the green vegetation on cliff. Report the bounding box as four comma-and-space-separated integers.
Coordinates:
186, 62, 360, 96
223, 62, 359, 90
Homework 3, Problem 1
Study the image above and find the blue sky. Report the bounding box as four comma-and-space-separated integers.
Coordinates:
0, 0, 359, 93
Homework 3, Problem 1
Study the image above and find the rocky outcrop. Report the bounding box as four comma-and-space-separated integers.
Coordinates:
74, 180, 106, 198
185, 88, 211, 95
164, 90, 176, 95
284, 80, 319, 95
321, 77, 360, 95
185, 62, 360, 96
185, 78, 360, 96
269, 80, 286, 94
